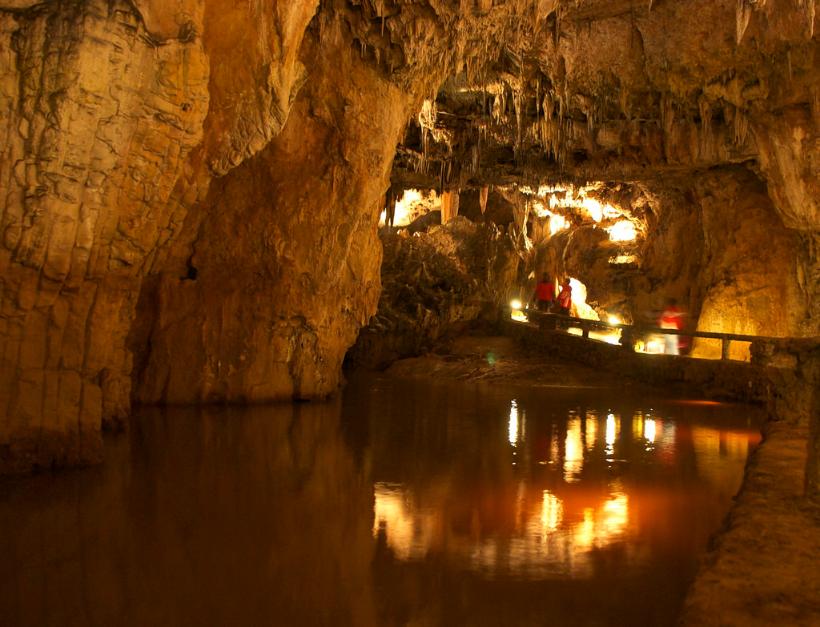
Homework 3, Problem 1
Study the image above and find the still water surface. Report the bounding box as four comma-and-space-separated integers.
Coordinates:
1, 376, 761, 627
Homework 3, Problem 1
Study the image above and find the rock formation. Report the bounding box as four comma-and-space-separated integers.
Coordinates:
348, 216, 519, 368
0, 0, 817, 472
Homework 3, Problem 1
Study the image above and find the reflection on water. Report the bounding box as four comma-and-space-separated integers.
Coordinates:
0, 376, 762, 627
350, 379, 762, 625
368, 396, 758, 583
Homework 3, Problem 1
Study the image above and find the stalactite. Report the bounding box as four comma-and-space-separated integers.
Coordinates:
736, 0, 754, 44
441, 190, 460, 224
734, 107, 749, 146
480, 186, 489, 214
699, 96, 712, 159
661, 94, 675, 144
513, 87, 523, 154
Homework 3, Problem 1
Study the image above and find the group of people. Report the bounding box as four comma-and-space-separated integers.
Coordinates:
530, 273, 687, 356
531, 274, 573, 316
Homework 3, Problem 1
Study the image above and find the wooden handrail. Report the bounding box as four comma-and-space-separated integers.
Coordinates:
512, 308, 793, 361
521, 310, 785, 343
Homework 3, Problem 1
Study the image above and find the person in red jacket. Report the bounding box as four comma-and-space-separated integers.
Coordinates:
658, 297, 684, 355
556, 278, 572, 316
532, 273, 555, 311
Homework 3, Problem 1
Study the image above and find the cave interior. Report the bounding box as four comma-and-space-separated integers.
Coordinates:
0, 0, 818, 623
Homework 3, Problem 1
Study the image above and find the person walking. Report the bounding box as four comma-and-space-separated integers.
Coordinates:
658, 298, 684, 355
532, 273, 555, 311
556, 278, 572, 316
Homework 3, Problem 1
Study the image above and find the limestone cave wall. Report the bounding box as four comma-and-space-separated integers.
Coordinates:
347, 215, 519, 368
0, 0, 553, 471
131, 33, 413, 403
0, 0, 327, 470
0, 0, 209, 472
550, 167, 812, 355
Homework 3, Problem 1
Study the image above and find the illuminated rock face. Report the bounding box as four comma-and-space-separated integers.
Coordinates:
0, 0, 324, 470
0, 0, 817, 470
131, 38, 413, 403
0, 0, 210, 472
545, 169, 812, 349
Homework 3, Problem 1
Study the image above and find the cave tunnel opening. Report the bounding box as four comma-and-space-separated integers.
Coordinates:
355, 163, 804, 368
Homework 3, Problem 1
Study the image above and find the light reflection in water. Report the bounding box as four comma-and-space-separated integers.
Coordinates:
370, 396, 760, 582
564, 418, 583, 482
632, 412, 644, 440
605, 413, 620, 459
373, 482, 436, 561
644, 418, 657, 444
508, 400, 519, 446
585, 410, 598, 450
540, 490, 563, 533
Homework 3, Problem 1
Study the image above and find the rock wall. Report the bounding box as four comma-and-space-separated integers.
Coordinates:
132, 35, 414, 403
692, 168, 810, 357
525, 166, 814, 353
348, 216, 519, 368
0, 0, 325, 471
0, 0, 209, 472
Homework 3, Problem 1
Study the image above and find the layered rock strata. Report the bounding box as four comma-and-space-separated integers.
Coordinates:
0, 0, 209, 471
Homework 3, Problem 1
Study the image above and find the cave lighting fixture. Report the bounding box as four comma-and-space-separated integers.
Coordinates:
510, 299, 529, 322
634, 336, 666, 354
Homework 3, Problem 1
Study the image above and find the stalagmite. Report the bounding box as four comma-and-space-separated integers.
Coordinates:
441, 190, 460, 224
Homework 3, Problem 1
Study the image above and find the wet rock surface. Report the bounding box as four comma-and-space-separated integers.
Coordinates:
682, 420, 820, 627
383, 335, 632, 391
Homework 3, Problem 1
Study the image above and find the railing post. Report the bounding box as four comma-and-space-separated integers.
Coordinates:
721, 337, 731, 360
620, 328, 635, 352
582, 324, 589, 339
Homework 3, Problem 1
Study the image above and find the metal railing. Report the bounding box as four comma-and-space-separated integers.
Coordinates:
516, 309, 784, 361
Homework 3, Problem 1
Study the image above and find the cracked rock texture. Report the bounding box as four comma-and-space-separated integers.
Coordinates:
0, 0, 209, 471
0, 0, 324, 470
131, 33, 413, 404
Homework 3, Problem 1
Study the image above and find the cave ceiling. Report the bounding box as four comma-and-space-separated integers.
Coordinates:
327, 0, 818, 227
